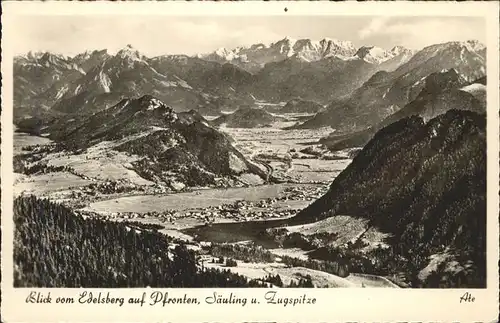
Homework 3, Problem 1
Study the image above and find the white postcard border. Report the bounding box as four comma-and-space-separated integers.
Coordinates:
1, 1, 499, 322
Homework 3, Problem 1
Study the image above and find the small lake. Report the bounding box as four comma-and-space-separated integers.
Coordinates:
183, 217, 289, 248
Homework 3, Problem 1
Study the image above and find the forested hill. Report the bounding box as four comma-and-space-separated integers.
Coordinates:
211, 107, 284, 128
16, 95, 268, 189
13, 195, 270, 288
294, 109, 486, 287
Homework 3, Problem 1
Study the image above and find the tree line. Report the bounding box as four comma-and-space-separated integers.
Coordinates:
14, 195, 272, 287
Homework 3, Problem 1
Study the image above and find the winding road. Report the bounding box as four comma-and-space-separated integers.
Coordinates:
254, 158, 274, 183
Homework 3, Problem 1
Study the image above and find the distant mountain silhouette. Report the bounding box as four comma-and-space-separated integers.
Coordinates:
212, 107, 284, 128
279, 99, 324, 114
199, 37, 359, 72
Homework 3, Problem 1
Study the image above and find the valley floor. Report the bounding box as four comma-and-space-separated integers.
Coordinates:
13, 118, 399, 288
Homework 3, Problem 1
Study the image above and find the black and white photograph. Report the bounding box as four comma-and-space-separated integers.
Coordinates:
9, 12, 492, 289
2, 2, 499, 321
1, 2, 500, 322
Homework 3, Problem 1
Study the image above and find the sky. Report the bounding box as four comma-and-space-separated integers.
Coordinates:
13, 15, 486, 57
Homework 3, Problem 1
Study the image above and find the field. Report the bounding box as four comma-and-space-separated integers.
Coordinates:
281, 215, 391, 250
202, 256, 398, 288
14, 172, 93, 197
220, 122, 349, 184
344, 273, 400, 288
201, 256, 357, 288
86, 183, 313, 213
14, 132, 53, 155
269, 248, 310, 261
45, 141, 155, 185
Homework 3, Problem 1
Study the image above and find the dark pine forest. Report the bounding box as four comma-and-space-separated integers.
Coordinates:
14, 195, 275, 288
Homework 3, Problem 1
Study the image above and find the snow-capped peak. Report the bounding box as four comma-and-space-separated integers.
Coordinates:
272, 37, 356, 60
462, 39, 485, 53
275, 37, 298, 57
213, 47, 239, 61
23, 51, 62, 63
249, 43, 268, 50
76, 50, 93, 60
281, 36, 297, 43
116, 44, 143, 62
319, 38, 357, 60
39, 52, 68, 64
354, 46, 393, 64
197, 37, 389, 67
74, 49, 109, 61
390, 45, 412, 56
215, 47, 230, 56
320, 38, 355, 48
26, 51, 45, 60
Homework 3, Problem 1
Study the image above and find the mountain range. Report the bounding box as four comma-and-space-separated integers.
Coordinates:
15, 39, 485, 134
294, 40, 486, 133
13, 37, 418, 119
199, 37, 414, 72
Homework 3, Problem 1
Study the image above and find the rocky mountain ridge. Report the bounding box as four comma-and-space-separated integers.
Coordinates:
319, 71, 486, 150
15, 39, 486, 139
294, 40, 486, 132
198, 37, 416, 72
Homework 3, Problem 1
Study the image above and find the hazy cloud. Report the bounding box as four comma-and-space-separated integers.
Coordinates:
358, 17, 391, 40
13, 15, 486, 56
358, 17, 486, 50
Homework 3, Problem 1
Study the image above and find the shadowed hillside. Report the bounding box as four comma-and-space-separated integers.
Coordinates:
212, 107, 284, 128
280, 99, 324, 114
16, 95, 268, 189
321, 71, 486, 151
293, 109, 486, 287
